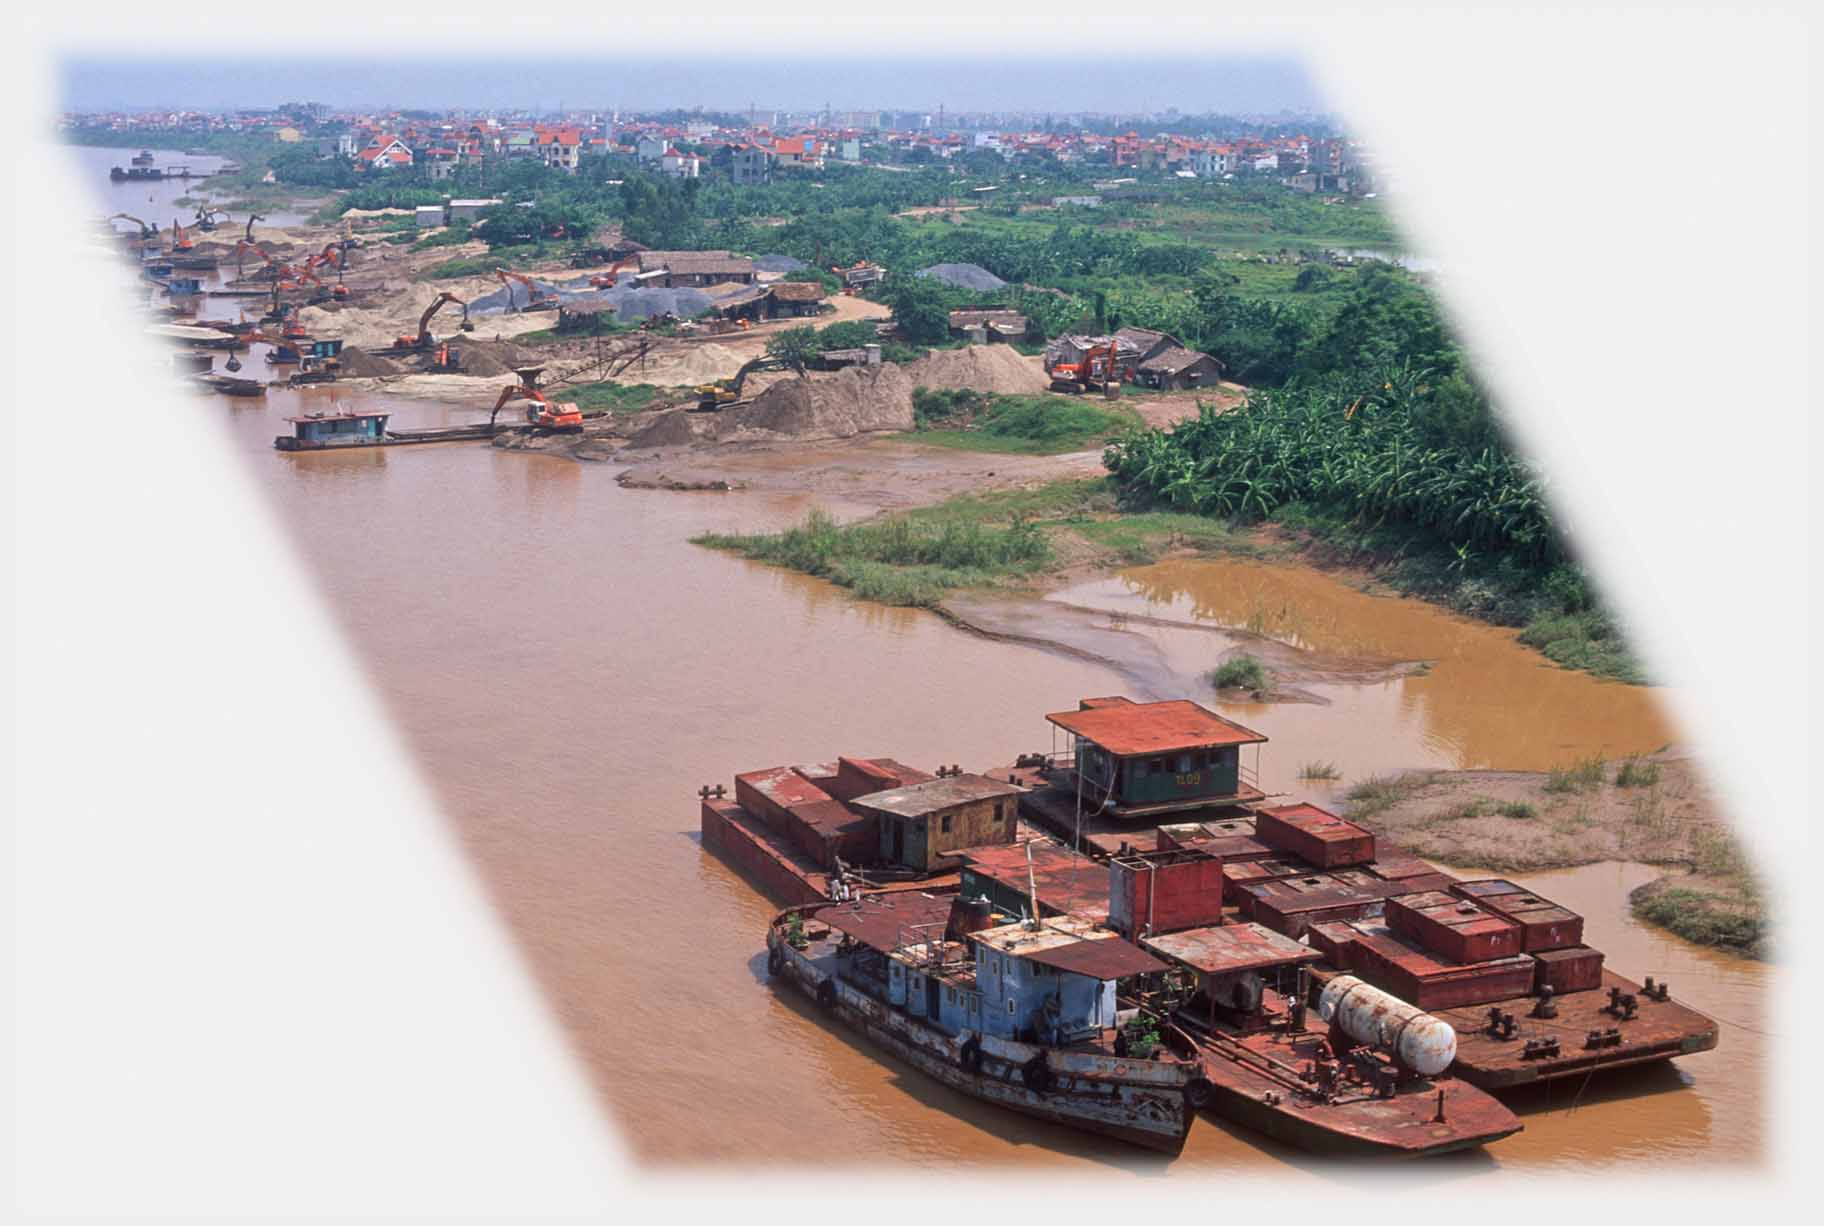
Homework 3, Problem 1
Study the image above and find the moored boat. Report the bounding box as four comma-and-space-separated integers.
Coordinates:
767, 892, 1198, 1153
1136, 922, 1521, 1156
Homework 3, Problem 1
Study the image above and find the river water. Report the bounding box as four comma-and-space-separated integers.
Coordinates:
102, 153, 1767, 1171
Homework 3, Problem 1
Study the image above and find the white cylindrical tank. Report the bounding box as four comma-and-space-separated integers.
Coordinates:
1317, 975, 1457, 1076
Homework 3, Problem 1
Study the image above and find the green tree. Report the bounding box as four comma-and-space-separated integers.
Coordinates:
764, 326, 820, 371
875, 275, 957, 345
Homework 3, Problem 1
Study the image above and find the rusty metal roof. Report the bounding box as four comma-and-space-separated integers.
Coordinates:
1019, 935, 1168, 980
1045, 700, 1267, 756
1257, 802, 1368, 837
820, 892, 956, 954
1142, 922, 1321, 975
970, 913, 1164, 979
961, 841, 1108, 920
851, 773, 1023, 819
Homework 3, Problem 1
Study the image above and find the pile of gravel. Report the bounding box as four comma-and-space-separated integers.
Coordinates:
915, 262, 1008, 291
753, 254, 810, 273
467, 278, 717, 323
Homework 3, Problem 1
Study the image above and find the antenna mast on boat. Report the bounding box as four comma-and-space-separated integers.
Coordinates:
1025, 840, 1041, 930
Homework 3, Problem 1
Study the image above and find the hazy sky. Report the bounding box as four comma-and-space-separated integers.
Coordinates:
61, 56, 1326, 117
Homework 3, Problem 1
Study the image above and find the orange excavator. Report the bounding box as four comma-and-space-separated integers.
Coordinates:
487, 368, 582, 432
393, 291, 473, 352
301, 248, 351, 299
495, 267, 556, 311
1048, 339, 1135, 394
169, 218, 196, 252
588, 256, 638, 290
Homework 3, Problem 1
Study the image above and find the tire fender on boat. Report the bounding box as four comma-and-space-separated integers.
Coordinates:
1185, 1076, 1214, 1109
1021, 1053, 1052, 1093
816, 978, 837, 1010
767, 943, 785, 977
959, 1036, 983, 1074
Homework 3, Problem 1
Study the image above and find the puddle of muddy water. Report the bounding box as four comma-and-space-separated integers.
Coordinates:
1042, 557, 1682, 789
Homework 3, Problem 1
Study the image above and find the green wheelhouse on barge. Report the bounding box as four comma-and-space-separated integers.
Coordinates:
275, 409, 391, 451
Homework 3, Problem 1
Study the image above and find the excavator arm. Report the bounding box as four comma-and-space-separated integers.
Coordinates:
495, 267, 554, 311
588, 256, 639, 289
395, 292, 470, 350
111, 213, 156, 239
486, 380, 582, 431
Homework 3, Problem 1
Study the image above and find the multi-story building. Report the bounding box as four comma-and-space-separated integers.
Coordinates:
731, 144, 772, 186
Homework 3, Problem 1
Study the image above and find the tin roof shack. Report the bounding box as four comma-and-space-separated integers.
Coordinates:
968, 916, 1168, 1044
766, 280, 828, 318
856, 773, 1024, 873
1447, 880, 1585, 952
1254, 802, 1374, 869
1108, 848, 1226, 940
1044, 698, 1267, 819
1143, 922, 1320, 1016
274, 409, 390, 451
636, 250, 757, 288
734, 757, 937, 872
1135, 346, 1224, 391
960, 841, 1110, 924
557, 302, 614, 334
1111, 327, 1185, 366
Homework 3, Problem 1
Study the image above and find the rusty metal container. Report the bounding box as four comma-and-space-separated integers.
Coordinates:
1449, 880, 1585, 952
1306, 920, 1363, 971
1317, 975, 1458, 1076
1242, 876, 1385, 938
1362, 849, 1445, 882
1532, 945, 1605, 994
1108, 846, 1225, 939
944, 894, 995, 943
1386, 891, 1525, 964
1221, 856, 1310, 903
1254, 802, 1375, 869
1353, 928, 1536, 1010
735, 766, 831, 829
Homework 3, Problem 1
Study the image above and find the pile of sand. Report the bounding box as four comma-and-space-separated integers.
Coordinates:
606, 342, 749, 388
335, 346, 403, 377
296, 275, 548, 349
627, 363, 915, 449
906, 344, 1050, 395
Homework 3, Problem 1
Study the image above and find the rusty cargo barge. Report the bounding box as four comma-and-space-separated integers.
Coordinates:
708, 695, 1717, 1141
710, 707, 1524, 1157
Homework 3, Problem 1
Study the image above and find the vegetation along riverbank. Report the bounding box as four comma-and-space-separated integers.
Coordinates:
1341, 753, 1765, 959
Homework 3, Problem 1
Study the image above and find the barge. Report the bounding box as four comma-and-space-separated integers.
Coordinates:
1143, 924, 1521, 1156
767, 892, 1200, 1153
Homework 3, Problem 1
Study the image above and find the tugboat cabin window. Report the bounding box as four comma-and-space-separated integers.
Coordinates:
940, 815, 952, 834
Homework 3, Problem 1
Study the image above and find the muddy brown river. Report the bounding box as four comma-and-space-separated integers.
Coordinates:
158, 241, 1766, 1173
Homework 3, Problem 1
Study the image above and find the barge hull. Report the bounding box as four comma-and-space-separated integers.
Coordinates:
769, 922, 1192, 1154
1198, 1068, 1520, 1158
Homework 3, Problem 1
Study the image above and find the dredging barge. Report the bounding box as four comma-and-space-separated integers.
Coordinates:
710, 695, 1717, 1152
